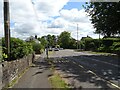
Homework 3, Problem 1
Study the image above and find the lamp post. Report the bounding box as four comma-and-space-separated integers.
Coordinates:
4, 0, 10, 60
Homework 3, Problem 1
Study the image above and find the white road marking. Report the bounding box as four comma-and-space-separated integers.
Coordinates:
78, 65, 84, 68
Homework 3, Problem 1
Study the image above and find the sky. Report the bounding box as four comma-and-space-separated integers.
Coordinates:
0, 0, 100, 40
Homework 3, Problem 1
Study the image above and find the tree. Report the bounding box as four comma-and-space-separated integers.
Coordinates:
58, 31, 71, 49
84, 2, 120, 37
38, 36, 48, 48
69, 38, 76, 49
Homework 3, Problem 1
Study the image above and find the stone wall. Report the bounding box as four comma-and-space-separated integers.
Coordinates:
0, 63, 3, 90
0, 54, 34, 89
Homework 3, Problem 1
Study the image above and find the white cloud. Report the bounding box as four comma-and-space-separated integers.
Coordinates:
10, 0, 36, 22
0, 0, 99, 40
48, 17, 68, 28
34, 0, 69, 17
0, 1, 3, 38
48, 8, 97, 40
60, 9, 90, 23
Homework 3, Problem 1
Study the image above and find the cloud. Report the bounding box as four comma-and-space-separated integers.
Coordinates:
34, 0, 69, 17
60, 9, 90, 23
0, 0, 99, 40
0, 1, 3, 38
48, 18, 68, 28
48, 8, 96, 39
10, 0, 36, 22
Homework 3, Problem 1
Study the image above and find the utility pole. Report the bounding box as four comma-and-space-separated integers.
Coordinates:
44, 36, 48, 59
77, 24, 78, 50
98, 32, 100, 52
4, 0, 10, 60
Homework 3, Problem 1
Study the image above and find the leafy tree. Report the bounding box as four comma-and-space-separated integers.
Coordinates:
47, 34, 54, 47
58, 31, 71, 49
69, 38, 76, 49
38, 36, 48, 48
52, 35, 57, 47
84, 2, 120, 37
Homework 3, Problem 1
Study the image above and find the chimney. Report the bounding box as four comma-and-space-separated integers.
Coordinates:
35, 35, 37, 39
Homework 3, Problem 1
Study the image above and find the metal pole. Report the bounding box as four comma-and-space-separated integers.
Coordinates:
4, 0, 10, 61
77, 24, 78, 50
98, 32, 100, 52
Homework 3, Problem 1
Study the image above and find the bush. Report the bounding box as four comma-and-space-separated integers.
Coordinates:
32, 43, 44, 54
2, 37, 33, 60
98, 38, 120, 53
111, 42, 120, 55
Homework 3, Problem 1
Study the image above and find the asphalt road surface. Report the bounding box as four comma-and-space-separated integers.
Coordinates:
49, 49, 120, 89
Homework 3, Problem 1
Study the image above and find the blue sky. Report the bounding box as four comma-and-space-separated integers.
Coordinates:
0, 0, 99, 40
62, 2, 86, 10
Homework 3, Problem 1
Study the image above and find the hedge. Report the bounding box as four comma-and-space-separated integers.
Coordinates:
2, 37, 33, 60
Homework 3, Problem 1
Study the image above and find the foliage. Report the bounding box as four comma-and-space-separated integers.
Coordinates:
84, 2, 120, 37
69, 38, 76, 49
38, 35, 57, 48
97, 38, 120, 53
38, 36, 48, 48
81, 36, 96, 51
2, 37, 33, 60
58, 31, 71, 49
49, 72, 69, 88
111, 42, 120, 55
32, 42, 44, 54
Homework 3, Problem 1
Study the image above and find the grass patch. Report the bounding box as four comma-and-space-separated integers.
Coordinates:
49, 72, 69, 89
48, 51, 54, 55
74, 49, 116, 56
86, 51, 116, 56
48, 58, 69, 89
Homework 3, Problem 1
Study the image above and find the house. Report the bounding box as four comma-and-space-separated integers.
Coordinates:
25, 35, 40, 44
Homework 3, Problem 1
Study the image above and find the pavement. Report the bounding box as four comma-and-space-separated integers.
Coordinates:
12, 49, 120, 89
13, 53, 52, 88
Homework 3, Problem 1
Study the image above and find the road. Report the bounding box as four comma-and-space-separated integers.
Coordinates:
49, 49, 120, 89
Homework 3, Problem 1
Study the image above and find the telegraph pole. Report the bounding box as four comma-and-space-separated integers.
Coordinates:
77, 24, 78, 50
4, 0, 10, 60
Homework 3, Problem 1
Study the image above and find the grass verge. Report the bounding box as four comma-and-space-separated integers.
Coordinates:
49, 72, 69, 89
48, 51, 54, 55
48, 60, 69, 89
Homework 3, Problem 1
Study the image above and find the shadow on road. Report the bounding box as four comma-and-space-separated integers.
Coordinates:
48, 54, 119, 89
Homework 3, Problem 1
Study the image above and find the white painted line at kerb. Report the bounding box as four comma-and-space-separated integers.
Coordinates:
84, 57, 120, 68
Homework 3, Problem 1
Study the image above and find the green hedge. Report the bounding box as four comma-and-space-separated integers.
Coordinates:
80, 37, 120, 55
2, 37, 33, 60
32, 43, 44, 54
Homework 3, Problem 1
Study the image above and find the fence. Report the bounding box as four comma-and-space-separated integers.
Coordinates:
0, 54, 34, 89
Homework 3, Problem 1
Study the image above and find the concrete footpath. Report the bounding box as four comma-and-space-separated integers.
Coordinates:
13, 53, 52, 88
